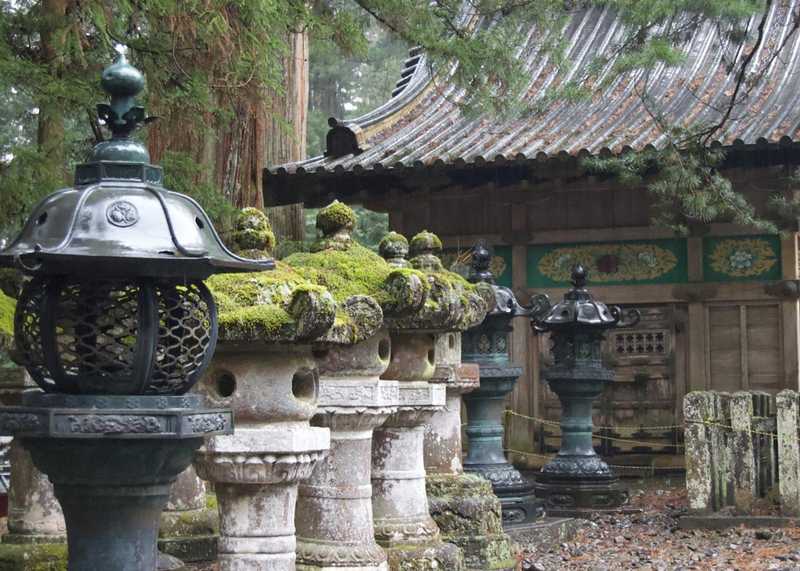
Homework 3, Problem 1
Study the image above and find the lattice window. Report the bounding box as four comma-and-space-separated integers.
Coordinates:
612, 330, 669, 357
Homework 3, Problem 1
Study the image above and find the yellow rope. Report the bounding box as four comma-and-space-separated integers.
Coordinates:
504, 409, 682, 431
504, 410, 777, 441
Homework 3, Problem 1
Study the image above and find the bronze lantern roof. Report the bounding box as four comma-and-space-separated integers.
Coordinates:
0, 54, 273, 280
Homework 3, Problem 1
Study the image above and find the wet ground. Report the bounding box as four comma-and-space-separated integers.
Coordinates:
519, 476, 800, 571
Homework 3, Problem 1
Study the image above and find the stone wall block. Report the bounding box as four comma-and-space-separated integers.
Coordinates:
777, 389, 800, 515
683, 391, 714, 513
730, 391, 757, 513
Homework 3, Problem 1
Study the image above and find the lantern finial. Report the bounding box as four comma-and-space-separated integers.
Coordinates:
96, 53, 152, 140
570, 264, 588, 289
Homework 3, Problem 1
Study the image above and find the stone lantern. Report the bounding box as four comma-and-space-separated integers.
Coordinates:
530, 265, 639, 516
0, 55, 268, 570
283, 203, 427, 571
462, 244, 544, 527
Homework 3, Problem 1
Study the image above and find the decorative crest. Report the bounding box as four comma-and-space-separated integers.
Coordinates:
96, 54, 155, 139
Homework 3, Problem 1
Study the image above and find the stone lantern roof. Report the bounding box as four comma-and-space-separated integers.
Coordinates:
384, 230, 492, 332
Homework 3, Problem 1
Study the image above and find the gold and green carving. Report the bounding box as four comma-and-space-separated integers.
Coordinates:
703, 235, 781, 281
527, 240, 687, 287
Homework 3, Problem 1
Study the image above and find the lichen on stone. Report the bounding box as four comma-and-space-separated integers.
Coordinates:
387, 232, 489, 332
379, 231, 410, 268
0, 291, 16, 352
0, 291, 15, 338
312, 200, 357, 251
230, 207, 276, 256
206, 262, 335, 343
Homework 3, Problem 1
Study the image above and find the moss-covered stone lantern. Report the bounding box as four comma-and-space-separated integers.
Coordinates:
0, 55, 269, 570
530, 265, 640, 516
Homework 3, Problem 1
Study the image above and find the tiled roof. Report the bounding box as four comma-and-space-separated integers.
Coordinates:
271, 3, 800, 177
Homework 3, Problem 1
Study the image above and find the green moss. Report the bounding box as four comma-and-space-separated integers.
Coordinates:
0, 291, 14, 337
285, 242, 392, 302
0, 543, 68, 571
218, 305, 295, 340
207, 262, 334, 341
409, 230, 443, 254
379, 231, 409, 257
231, 207, 276, 253
160, 506, 218, 537
316, 200, 356, 235
205, 493, 218, 511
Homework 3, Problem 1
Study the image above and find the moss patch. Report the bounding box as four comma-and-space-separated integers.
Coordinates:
0, 543, 68, 571
0, 291, 14, 337
207, 263, 334, 342
231, 207, 276, 253
316, 201, 356, 234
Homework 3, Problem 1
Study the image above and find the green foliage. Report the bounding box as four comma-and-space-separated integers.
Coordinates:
308, 4, 409, 156
0, 0, 791, 238
584, 137, 779, 235
160, 151, 237, 226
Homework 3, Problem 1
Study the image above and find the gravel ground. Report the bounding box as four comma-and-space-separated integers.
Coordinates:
519, 477, 800, 571
186, 477, 800, 571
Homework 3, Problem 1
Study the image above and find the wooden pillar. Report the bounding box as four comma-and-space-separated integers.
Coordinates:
686, 237, 708, 390
781, 233, 799, 390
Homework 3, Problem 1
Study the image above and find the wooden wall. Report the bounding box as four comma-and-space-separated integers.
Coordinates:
378, 165, 800, 470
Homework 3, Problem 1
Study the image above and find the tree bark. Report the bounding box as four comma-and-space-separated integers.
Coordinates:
148, 28, 309, 212
37, 0, 70, 185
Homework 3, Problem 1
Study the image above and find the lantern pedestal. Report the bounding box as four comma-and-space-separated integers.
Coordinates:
534, 374, 627, 517
296, 334, 398, 571
424, 333, 515, 571
0, 394, 232, 571
462, 367, 544, 527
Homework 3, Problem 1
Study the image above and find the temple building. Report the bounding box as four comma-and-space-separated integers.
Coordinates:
264, 3, 800, 470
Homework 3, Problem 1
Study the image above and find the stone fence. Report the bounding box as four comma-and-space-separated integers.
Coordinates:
683, 390, 797, 515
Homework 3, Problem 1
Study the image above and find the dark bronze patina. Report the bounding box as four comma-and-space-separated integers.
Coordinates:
462, 243, 545, 527
530, 265, 640, 517
0, 55, 260, 570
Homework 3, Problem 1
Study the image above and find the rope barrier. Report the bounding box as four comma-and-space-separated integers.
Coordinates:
503, 410, 777, 441
504, 409, 682, 431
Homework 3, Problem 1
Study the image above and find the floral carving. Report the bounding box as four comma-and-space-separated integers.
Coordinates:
67, 414, 161, 434
186, 413, 227, 433
538, 243, 678, 283
708, 237, 778, 278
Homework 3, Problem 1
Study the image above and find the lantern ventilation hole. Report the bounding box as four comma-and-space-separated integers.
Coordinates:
36, 212, 47, 225
448, 334, 455, 349
427, 348, 435, 366
195, 217, 204, 230
215, 372, 236, 398
291, 368, 317, 403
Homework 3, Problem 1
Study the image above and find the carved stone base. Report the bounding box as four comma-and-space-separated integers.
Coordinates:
195, 424, 330, 571
426, 474, 515, 571
384, 540, 465, 571
463, 463, 544, 527
534, 473, 629, 518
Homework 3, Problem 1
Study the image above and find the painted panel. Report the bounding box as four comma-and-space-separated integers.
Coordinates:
441, 245, 512, 288
526, 239, 688, 287
702, 235, 782, 282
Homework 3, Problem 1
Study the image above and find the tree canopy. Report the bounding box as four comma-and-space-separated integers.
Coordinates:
0, 0, 796, 239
